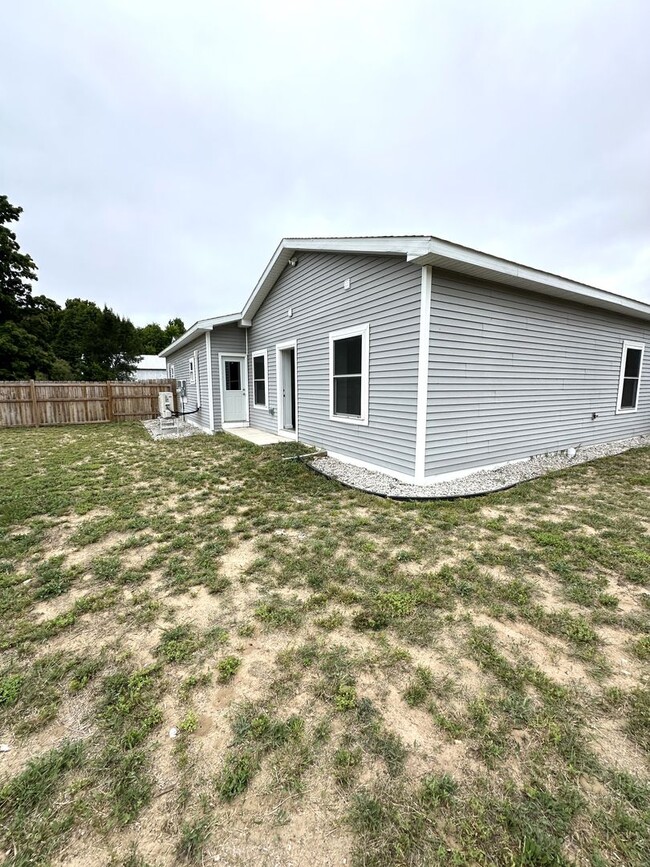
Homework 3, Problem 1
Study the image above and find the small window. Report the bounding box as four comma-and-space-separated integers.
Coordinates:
617, 341, 644, 413
329, 324, 369, 425
188, 356, 195, 384
252, 350, 267, 407
225, 360, 241, 391
168, 364, 175, 379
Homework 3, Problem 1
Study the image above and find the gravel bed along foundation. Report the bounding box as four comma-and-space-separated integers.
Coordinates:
307, 434, 650, 499
142, 418, 207, 441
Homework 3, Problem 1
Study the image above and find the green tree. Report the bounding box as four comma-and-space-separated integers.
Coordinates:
0, 321, 55, 379
53, 299, 140, 380
48, 358, 75, 381
0, 196, 59, 378
0, 195, 38, 321
137, 322, 167, 354
164, 317, 185, 344
97, 306, 140, 380
0, 195, 157, 381
20, 295, 61, 346
135, 317, 186, 354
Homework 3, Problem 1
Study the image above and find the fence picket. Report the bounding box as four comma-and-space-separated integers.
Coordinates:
0, 380, 177, 428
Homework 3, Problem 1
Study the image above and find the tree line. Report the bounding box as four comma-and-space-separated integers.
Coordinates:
0, 195, 185, 381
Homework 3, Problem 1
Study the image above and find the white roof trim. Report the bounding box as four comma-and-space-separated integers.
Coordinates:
159, 313, 241, 357
241, 236, 650, 323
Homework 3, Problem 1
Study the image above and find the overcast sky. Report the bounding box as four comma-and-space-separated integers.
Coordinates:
2, 0, 649, 326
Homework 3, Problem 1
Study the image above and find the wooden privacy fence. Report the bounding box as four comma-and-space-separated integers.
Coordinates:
0, 380, 177, 428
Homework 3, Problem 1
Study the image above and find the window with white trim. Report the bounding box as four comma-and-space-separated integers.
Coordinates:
168, 364, 175, 379
252, 350, 267, 407
189, 355, 195, 384
329, 324, 369, 424
617, 340, 644, 413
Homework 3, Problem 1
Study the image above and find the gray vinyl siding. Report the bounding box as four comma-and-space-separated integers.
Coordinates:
210, 324, 247, 429
247, 251, 422, 476
166, 334, 211, 430
426, 270, 650, 477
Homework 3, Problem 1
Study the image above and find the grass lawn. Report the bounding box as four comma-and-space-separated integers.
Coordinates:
1, 422, 649, 867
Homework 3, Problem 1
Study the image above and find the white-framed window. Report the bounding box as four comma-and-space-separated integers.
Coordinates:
616, 340, 644, 413
252, 349, 268, 408
189, 355, 196, 384
329, 323, 369, 425
168, 363, 175, 379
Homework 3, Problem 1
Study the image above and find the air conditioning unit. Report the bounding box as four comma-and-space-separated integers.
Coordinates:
158, 391, 175, 418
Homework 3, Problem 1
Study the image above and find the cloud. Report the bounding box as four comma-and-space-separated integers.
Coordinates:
1, 0, 649, 325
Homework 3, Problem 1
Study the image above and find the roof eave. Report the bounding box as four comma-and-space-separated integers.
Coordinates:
409, 245, 650, 322
240, 237, 430, 321
241, 235, 650, 325
159, 325, 210, 357
159, 313, 242, 357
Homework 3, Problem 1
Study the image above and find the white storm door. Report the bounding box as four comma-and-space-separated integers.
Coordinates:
221, 356, 246, 423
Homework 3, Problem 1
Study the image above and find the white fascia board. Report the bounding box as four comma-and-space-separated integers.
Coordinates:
286, 237, 430, 257
159, 326, 208, 357
241, 235, 650, 328
408, 240, 650, 322
241, 237, 430, 321
159, 313, 242, 357
240, 239, 289, 322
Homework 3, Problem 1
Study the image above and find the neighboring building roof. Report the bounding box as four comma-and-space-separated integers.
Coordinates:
136, 354, 167, 371
159, 313, 241, 357
240, 236, 650, 324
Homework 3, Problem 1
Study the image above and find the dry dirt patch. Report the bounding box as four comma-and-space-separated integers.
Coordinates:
0, 691, 95, 780
66, 531, 147, 568
588, 716, 649, 778
220, 536, 261, 581
31, 583, 95, 621
471, 611, 594, 688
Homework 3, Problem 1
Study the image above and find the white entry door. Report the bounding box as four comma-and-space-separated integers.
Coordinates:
221, 355, 247, 423
276, 341, 297, 439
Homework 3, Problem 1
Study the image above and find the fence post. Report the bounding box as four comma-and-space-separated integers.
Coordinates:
30, 380, 39, 427
106, 381, 114, 422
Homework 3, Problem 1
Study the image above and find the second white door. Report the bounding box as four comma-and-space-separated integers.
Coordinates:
221, 356, 247, 423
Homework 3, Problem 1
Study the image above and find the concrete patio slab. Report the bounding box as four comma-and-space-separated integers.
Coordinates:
226, 426, 294, 446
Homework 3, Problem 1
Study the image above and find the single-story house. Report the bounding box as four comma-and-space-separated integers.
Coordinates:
133, 354, 168, 381
159, 236, 649, 484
